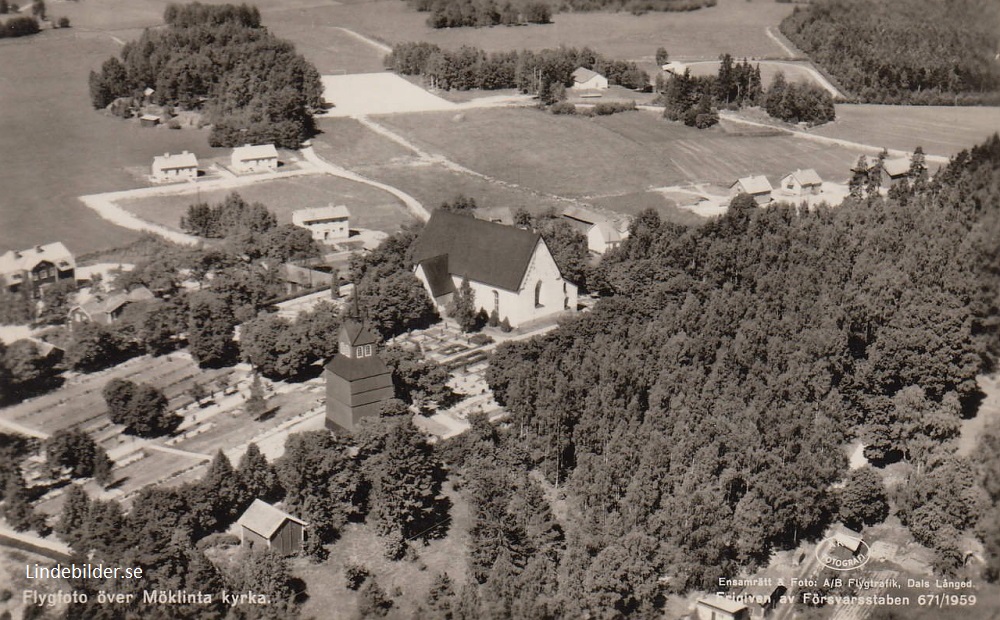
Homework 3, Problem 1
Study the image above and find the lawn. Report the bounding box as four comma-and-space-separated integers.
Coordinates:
295, 477, 471, 620
118, 174, 418, 235
274, 0, 795, 63
809, 104, 1000, 158
314, 117, 419, 169
0, 32, 221, 256
376, 107, 863, 198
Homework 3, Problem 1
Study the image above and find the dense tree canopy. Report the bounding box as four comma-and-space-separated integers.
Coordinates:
479, 134, 1000, 607
88, 3, 323, 147
780, 0, 1000, 104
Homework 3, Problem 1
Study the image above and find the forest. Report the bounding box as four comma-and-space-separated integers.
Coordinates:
386, 43, 648, 92
466, 135, 1000, 615
405, 0, 714, 25
780, 0, 1000, 104
87, 3, 323, 148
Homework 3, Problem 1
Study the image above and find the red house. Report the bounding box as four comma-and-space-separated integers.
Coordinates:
324, 319, 394, 432
236, 499, 307, 555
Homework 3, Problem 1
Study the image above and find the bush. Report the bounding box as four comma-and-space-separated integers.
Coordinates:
593, 101, 637, 116
344, 563, 370, 590
549, 101, 577, 115
500, 317, 512, 332
56, 16, 68, 27
195, 532, 240, 549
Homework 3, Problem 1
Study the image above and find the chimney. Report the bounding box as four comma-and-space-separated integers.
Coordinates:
13, 251, 21, 259
35, 245, 43, 253
164, 152, 170, 158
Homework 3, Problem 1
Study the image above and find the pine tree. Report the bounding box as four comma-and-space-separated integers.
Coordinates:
849, 155, 867, 199
199, 450, 244, 530
237, 443, 280, 503
2, 474, 35, 532
57, 485, 90, 549
246, 373, 267, 419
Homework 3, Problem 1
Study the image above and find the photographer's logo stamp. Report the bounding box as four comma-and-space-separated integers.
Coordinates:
815, 533, 871, 571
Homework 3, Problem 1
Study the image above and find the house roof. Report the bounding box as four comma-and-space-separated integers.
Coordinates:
0, 242, 75, 285
832, 524, 864, 552
417, 254, 456, 298
139, 114, 160, 122
732, 175, 773, 195
882, 156, 911, 178
279, 263, 329, 287
325, 353, 390, 381
341, 319, 379, 347
697, 594, 748, 614
153, 151, 198, 170
237, 499, 307, 539
783, 168, 822, 187
411, 210, 542, 292
572, 67, 601, 84
71, 286, 154, 322
562, 206, 609, 227
292, 205, 350, 224
233, 143, 279, 161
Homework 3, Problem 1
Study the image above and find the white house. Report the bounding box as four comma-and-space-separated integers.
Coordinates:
412, 211, 577, 328
571, 67, 609, 90
730, 175, 773, 205
231, 144, 279, 174
561, 206, 629, 254
779, 168, 823, 196
0, 242, 75, 295
151, 151, 198, 182
292, 205, 350, 244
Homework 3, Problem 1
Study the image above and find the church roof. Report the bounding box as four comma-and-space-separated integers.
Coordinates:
341, 319, 379, 347
411, 211, 540, 292
325, 353, 390, 381
418, 254, 456, 298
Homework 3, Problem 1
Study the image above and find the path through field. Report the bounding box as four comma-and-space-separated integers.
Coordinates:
718, 112, 952, 163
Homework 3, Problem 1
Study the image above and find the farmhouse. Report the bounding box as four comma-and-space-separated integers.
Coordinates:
412, 211, 578, 328
237, 499, 307, 556
231, 144, 279, 174
325, 319, 395, 432
69, 286, 155, 326
694, 595, 749, 620
561, 206, 629, 254
571, 67, 609, 90
779, 169, 823, 195
151, 151, 198, 182
291, 205, 350, 244
0, 242, 75, 295
881, 156, 912, 187
730, 175, 773, 205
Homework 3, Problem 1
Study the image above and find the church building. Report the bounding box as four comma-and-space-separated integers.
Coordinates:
324, 319, 394, 432
412, 210, 577, 328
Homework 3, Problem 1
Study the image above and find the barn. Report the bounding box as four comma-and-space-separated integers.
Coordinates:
237, 499, 308, 556
571, 67, 609, 90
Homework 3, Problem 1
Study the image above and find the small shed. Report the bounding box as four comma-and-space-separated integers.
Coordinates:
695, 595, 750, 620
237, 499, 307, 556
881, 156, 911, 186
571, 67, 609, 90
779, 168, 823, 195
730, 175, 773, 205
832, 524, 864, 553
139, 114, 160, 128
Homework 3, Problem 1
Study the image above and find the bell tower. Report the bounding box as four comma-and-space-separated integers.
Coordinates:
324, 318, 394, 432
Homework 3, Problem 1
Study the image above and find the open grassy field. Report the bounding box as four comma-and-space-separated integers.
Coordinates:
0, 32, 221, 255
375, 107, 863, 198
275, 0, 794, 63
810, 104, 1000, 158
118, 174, 418, 235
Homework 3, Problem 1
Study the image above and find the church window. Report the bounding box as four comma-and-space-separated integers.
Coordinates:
364, 345, 372, 357
355, 346, 363, 357
534, 280, 543, 307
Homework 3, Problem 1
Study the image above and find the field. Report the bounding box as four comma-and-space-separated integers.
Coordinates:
0, 32, 224, 255
117, 174, 419, 235
375, 107, 864, 197
272, 0, 795, 63
810, 104, 1000, 158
